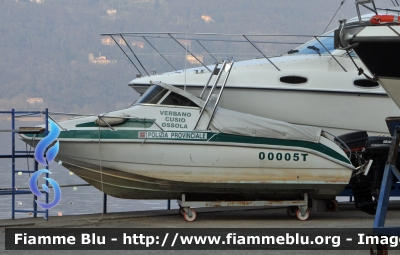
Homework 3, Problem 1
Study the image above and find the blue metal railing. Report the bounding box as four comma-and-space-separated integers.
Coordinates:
0, 109, 172, 220
0, 109, 49, 220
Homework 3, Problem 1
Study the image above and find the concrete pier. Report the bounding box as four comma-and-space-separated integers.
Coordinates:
1, 202, 400, 255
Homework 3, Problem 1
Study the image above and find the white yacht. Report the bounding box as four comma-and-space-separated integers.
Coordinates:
107, 30, 399, 136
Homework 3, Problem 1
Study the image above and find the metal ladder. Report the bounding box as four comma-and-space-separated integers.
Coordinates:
194, 58, 235, 130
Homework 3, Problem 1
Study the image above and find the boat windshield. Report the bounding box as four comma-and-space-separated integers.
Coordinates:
134, 84, 199, 107
135, 85, 169, 104
288, 32, 334, 55
160, 92, 198, 107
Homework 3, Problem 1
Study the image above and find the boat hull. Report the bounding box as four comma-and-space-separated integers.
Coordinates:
51, 139, 352, 200
349, 27, 400, 109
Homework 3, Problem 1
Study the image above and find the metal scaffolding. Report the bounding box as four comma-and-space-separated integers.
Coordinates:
0, 109, 49, 220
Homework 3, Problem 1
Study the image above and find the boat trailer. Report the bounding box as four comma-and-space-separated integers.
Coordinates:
178, 193, 310, 222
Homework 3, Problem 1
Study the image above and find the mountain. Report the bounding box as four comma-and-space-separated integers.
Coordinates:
0, 0, 392, 113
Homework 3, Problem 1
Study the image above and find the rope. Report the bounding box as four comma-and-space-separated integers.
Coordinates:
346, 50, 378, 82
27, 134, 36, 178
323, 0, 346, 34
80, 119, 105, 223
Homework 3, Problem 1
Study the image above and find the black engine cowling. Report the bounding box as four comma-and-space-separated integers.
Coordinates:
337, 131, 399, 215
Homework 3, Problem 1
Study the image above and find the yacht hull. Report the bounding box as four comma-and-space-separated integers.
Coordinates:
132, 85, 395, 136
130, 55, 399, 136
348, 27, 400, 109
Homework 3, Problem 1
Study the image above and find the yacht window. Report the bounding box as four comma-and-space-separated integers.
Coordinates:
280, 76, 308, 84
354, 79, 380, 88
288, 32, 334, 55
135, 85, 169, 104
160, 92, 199, 107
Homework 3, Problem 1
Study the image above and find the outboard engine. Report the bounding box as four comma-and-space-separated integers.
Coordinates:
337, 131, 399, 215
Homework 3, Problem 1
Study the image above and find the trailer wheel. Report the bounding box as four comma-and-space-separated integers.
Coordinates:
179, 207, 185, 216
326, 200, 339, 212
287, 206, 297, 217
183, 209, 197, 222
370, 243, 388, 255
296, 209, 310, 221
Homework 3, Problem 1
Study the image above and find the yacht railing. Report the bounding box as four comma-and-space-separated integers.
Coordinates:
353, 0, 400, 23
100, 32, 337, 77
194, 58, 235, 130
354, 0, 378, 23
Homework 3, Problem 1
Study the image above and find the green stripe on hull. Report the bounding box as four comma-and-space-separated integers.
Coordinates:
26, 130, 350, 164
76, 119, 154, 128
209, 133, 349, 164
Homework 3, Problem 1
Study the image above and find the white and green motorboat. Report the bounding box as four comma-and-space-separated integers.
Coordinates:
20, 61, 355, 220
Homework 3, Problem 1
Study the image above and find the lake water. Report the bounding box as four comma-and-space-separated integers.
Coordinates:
0, 120, 179, 220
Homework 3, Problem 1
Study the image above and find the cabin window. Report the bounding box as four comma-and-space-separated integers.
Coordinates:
346, 50, 357, 58
354, 79, 380, 88
287, 32, 334, 55
136, 85, 169, 104
279, 76, 308, 84
135, 84, 199, 107
160, 92, 198, 107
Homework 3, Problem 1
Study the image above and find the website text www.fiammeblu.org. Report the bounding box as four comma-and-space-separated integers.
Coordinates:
5, 228, 400, 250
